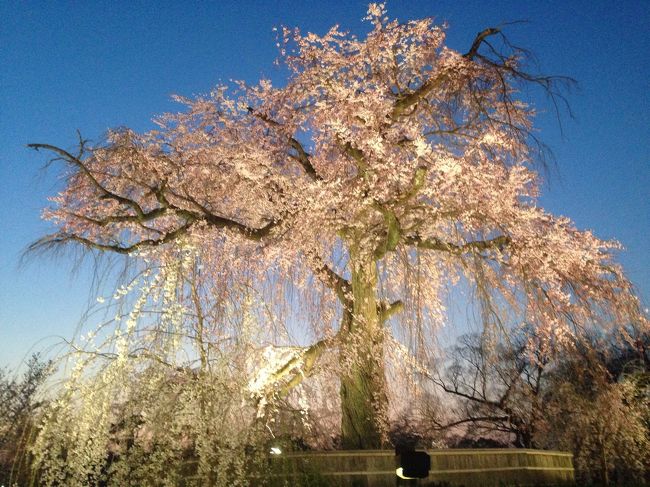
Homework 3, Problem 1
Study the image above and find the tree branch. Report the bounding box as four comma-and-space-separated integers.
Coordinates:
431, 415, 511, 432
277, 336, 336, 396
311, 254, 351, 304
434, 376, 501, 408
28, 143, 149, 218
30, 222, 196, 255
29, 142, 284, 256
247, 108, 321, 180
250, 335, 338, 400
373, 206, 401, 260
378, 300, 404, 323
405, 234, 510, 255
288, 137, 320, 180
464, 28, 501, 60
391, 25, 498, 118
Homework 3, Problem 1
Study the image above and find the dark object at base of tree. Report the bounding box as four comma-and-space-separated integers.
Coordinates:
396, 447, 431, 479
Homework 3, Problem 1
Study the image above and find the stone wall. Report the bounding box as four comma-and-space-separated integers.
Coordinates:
262, 449, 575, 486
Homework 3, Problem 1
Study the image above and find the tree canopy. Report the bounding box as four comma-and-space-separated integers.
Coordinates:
31, 4, 646, 450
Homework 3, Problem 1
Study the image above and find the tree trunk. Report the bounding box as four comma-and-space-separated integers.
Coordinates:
339, 245, 387, 449
599, 437, 610, 487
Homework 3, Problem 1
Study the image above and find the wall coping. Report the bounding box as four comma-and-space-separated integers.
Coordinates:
277, 449, 573, 458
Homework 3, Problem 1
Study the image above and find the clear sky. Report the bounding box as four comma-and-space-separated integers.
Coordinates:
1, 1, 648, 369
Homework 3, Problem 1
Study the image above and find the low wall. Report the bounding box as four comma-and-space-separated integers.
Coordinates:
265, 449, 575, 486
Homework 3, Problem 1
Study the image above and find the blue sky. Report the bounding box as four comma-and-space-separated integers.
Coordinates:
1, 1, 648, 369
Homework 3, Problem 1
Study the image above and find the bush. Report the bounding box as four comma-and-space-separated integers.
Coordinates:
0, 354, 52, 485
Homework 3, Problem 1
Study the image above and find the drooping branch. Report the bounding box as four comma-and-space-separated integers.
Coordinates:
393, 26, 501, 117
60, 210, 168, 229
30, 223, 196, 255
392, 24, 573, 138
392, 72, 446, 118
202, 213, 277, 241
164, 190, 277, 241
32, 210, 278, 254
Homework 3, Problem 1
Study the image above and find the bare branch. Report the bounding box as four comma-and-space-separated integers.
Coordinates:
464, 27, 501, 60
430, 415, 511, 432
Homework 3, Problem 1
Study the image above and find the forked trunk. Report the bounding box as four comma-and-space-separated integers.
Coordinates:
339, 246, 387, 449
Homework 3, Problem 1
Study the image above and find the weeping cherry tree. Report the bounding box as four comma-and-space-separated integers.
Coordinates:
30, 4, 645, 449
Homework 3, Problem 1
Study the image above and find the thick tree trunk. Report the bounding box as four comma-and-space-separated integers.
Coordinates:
598, 438, 610, 487
339, 246, 388, 449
